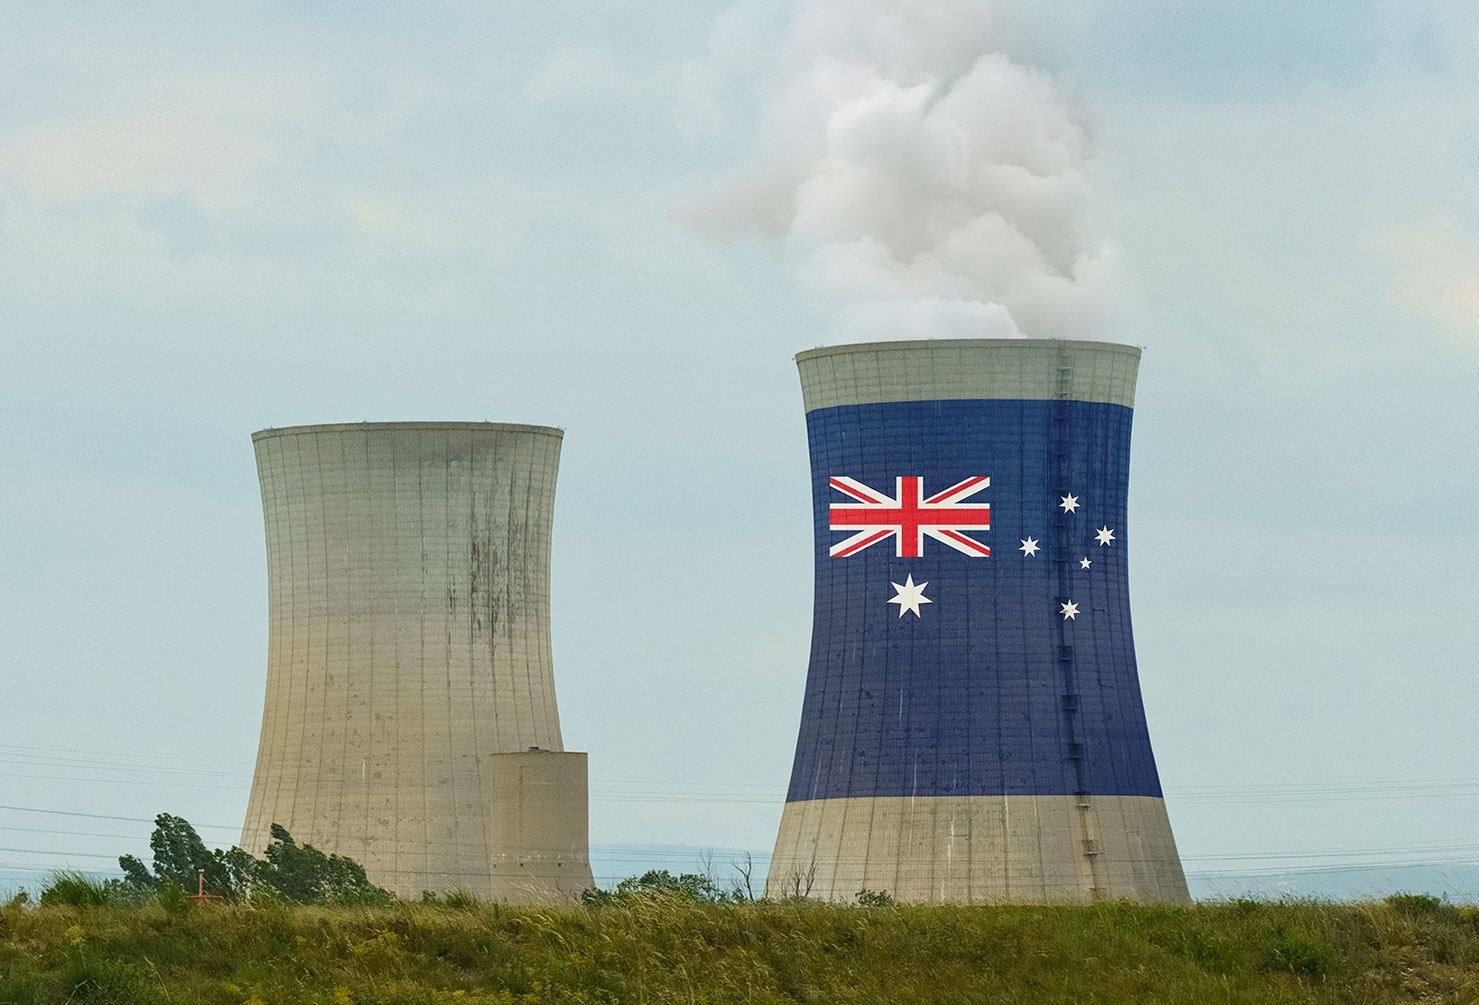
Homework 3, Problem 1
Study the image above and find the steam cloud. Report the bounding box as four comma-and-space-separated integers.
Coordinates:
700, 0, 1109, 341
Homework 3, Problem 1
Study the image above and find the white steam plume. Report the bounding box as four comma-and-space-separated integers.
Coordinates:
698, 0, 1109, 342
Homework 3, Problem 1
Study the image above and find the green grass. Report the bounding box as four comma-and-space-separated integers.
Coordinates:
2, 895, 1478, 1004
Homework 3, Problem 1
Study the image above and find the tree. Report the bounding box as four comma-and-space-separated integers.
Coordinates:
115, 813, 388, 905
148, 813, 232, 896
117, 854, 156, 893
255, 824, 390, 906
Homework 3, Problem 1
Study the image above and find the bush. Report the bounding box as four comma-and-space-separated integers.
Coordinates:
154, 879, 188, 915
1386, 892, 1445, 915
115, 814, 389, 907
57, 954, 169, 1005
1263, 928, 1331, 977
254, 824, 392, 906
0, 972, 45, 1005
1174, 926, 1240, 974
582, 870, 725, 906
855, 889, 894, 907
444, 889, 481, 910
39, 871, 120, 909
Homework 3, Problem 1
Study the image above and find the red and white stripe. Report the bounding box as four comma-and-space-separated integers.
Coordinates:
829, 475, 991, 558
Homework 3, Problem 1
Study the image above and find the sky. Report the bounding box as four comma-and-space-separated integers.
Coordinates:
2, 0, 1479, 893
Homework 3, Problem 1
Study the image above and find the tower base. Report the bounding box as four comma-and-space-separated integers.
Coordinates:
766, 794, 1188, 904
485, 750, 594, 904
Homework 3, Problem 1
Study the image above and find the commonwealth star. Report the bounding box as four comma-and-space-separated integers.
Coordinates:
888, 574, 932, 619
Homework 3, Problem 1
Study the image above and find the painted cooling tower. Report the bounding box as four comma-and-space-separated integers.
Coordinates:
766, 340, 1187, 903
241, 422, 593, 902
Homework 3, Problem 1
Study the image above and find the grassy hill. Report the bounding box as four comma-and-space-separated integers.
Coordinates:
2, 894, 1478, 1004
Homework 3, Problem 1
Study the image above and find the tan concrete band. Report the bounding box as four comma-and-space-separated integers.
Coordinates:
242, 422, 591, 900
766, 794, 1189, 904
796, 339, 1142, 412
486, 751, 593, 904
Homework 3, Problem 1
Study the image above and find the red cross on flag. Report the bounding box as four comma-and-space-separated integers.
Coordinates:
828, 476, 992, 558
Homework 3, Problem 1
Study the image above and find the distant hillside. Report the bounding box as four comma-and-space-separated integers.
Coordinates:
12, 849, 1479, 905
1188, 863, 1479, 903
592, 844, 1479, 906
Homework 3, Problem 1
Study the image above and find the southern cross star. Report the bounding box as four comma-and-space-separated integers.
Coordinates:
1059, 600, 1080, 620
1019, 537, 1040, 557
1079, 557, 1091, 569
889, 574, 932, 619
1095, 526, 1116, 546
1059, 494, 1080, 513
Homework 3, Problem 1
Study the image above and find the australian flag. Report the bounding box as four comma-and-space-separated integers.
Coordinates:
785, 397, 1165, 805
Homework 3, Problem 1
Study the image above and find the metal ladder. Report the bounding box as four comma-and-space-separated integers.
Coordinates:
1052, 351, 1106, 900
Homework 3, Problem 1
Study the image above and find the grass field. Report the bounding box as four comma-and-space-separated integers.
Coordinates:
3, 893, 1478, 1004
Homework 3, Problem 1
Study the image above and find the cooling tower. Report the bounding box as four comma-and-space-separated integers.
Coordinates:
766, 340, 1188, 903
241, 422, 593, 902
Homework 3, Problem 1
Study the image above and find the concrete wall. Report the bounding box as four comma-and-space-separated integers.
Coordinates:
241, 422, 592, 900
767, 339, 1188, 903
487, 750, 592, 903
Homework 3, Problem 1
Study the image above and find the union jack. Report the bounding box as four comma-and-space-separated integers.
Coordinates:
828, 476, 991, 558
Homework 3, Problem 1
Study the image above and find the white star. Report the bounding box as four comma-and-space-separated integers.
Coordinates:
1079, 557, 1091, 569
1095, 526, 1115, 546
1019, 537, 1040, 557
1059, 494, 1080, 513
1059, 600, 1080, 620
888, 574, 932, 619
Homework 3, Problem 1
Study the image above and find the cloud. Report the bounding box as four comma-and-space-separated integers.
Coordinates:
685, 0, 1110, 343
522, 5, 786, 140
1369, 217, 1479, 348
523, 46, 649, 103
5, 70, 317, 212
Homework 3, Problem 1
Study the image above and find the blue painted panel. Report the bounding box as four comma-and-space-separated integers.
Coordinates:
785, 398, 1165, 802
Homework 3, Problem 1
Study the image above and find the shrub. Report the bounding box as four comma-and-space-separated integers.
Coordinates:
154, 878, 188, 915
57, 954, 169, 1005
1385, 892, 1444, 915
1175, 926, 1240, 974
1263, 928, 1331, 977
0, 972, 45, 1005
39, 871, 119, 909
444, 890, 481, 910
116, 813, 389, 907
582, 870, 726, 906
255, 824, 392, 906
855, 889, 894, 907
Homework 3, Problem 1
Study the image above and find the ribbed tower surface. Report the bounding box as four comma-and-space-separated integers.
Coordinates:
241, 422, 592, 901
766, 340, 1189, 904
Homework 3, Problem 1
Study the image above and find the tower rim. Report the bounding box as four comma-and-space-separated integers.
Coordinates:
251, 421, 564, 442
795, 337, 1142, 365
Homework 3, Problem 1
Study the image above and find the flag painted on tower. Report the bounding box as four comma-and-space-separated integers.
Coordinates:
790, 397, 1162, 804
828, 475, 991, 558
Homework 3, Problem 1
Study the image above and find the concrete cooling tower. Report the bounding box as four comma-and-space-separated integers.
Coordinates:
766, 340, 1188, 903
241, 422, 593, 902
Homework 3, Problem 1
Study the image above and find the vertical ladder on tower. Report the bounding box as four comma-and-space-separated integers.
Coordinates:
1052, 350, 1106, 900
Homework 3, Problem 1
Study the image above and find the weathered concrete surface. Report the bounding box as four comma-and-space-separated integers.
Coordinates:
241, 422, 592, 900
487, 750, 592, 903
795, 339, 1141, 410
768, 339, 1188, 904
769, 795, 1187, 904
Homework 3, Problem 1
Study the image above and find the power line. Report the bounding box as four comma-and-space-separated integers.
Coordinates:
0, 804, 236, 831
0, 743, 251, 767
2, 738, 1477, 806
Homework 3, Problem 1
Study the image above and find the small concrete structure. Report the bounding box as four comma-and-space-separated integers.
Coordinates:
766, 340, 1188, 903
241, 422, 593, 901
487, 750, 591, 903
